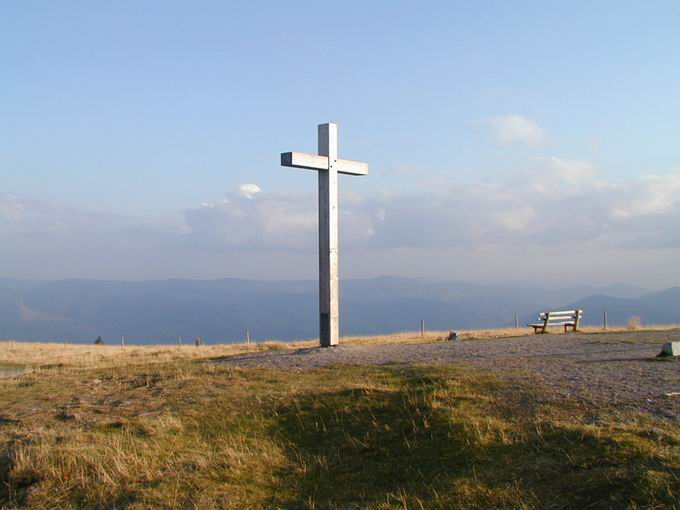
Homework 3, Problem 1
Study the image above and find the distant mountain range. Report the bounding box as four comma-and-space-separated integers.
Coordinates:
0, 276, 675, 344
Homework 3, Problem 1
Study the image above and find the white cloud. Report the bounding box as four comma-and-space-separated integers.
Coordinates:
177, 162, 680, 252
4, 164, 680, 282
489, 114, 546, 147
607, 173, 680, 219
238, 183, 261, 199
524, 157, 599, 194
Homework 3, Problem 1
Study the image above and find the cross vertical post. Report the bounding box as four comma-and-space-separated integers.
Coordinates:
281, 122, 368, 347
318, 123, 339, 346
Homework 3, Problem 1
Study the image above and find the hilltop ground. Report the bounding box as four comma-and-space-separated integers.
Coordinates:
0, 328, 679, 509
221, 330, 680, 421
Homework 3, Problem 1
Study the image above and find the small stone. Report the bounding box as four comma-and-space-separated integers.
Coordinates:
660, 342, 679, 357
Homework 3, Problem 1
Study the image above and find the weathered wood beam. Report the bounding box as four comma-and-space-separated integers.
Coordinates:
281, 152, 368, 176
317, 123, 339, 347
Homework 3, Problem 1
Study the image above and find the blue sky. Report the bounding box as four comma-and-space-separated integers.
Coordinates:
2, 1, 680, 286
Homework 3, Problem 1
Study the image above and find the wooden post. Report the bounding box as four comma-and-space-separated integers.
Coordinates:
603, 309, 607, 330
574, 310, 581, 331
121, 336, 125, 349
246, 328, 251, 344
317, 123, 339, 347
178, 336, 182, 348
514, 315, 519, 331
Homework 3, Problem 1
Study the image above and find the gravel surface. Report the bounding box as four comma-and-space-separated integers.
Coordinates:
220, 330, 680, 420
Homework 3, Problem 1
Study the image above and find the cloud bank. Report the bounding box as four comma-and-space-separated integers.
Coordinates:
179, 159, 680, 251
3, 159, 680, 285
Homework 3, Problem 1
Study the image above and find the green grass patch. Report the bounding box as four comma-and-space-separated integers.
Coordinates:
0, 362, 678, 508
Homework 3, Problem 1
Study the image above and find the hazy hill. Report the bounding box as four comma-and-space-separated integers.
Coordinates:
0, 276, 659, 343
555, 287, 680, 326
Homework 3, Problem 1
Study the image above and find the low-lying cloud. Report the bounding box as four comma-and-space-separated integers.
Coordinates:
179, 157, 680, 251
3, 157, 680, 284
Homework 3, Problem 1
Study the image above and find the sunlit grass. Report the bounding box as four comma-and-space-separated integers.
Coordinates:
0, 348, 678, 508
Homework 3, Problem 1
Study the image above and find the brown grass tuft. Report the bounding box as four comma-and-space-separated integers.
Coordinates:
627, 316, 642, 330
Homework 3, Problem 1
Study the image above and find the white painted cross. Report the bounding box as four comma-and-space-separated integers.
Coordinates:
281, 123, 368, 347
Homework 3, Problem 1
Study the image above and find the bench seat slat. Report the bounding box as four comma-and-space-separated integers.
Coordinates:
528, 321, 575, 325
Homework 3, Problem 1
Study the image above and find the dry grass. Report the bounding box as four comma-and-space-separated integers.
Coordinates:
1, 356, 678, 509
2, 324, 679, 369
627, 316, 643, 330
2, 327, 680, 508
0, 340, 295, 369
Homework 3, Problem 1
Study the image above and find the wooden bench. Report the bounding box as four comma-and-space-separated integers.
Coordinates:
528, 309, 583, 334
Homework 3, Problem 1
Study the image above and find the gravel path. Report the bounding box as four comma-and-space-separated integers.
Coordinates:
220, 330, 680, 420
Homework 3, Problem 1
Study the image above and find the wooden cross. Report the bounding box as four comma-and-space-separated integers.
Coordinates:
281, 123, 368, 347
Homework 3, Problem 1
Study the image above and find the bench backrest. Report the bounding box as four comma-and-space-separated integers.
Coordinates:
540, 310, 583, 325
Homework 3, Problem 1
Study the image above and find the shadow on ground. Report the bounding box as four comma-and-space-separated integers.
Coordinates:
265, 366, 680, 509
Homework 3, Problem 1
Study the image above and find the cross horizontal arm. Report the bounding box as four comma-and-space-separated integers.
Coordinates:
281, 152, 368, 176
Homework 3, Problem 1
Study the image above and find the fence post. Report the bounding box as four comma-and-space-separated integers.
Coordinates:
603, 309, 608, 330
178, 336, 182, 348
514, 315, 519, 331
121, 336, 125, 349
246, 329, 251, 344
420, 319, 425, 337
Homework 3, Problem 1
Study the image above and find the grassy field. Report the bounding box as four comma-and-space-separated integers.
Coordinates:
1, 330, 679, 509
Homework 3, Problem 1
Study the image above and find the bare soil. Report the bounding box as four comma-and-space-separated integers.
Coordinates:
220, 330, 680, 420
